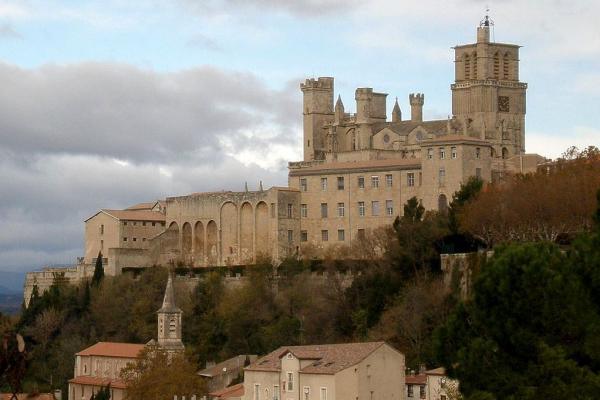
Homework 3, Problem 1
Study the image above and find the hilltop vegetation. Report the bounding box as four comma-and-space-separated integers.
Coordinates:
2, 146, 599, 399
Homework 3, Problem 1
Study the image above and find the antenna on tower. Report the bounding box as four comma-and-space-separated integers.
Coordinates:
480, 5, 495, 41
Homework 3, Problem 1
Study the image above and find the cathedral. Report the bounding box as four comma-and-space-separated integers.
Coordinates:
23, 18, 548, 296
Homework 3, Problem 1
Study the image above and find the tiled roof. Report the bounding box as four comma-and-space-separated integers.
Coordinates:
198, 355, 257, 377
0, 394, 55, 400
405, 374, 427, 385
371, 120, 447, 136
76, 342, 145, 358
125, 202, 155, 210
68, 376, 128, 390
209, 383, 244, 399
246, 342, 387, 375
425, 367, 446, 376
101, 209, 166, 222
422, 134, 490, 145
289, 158, 420, 176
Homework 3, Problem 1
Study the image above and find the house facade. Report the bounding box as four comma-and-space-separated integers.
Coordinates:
243, 342, 405, 400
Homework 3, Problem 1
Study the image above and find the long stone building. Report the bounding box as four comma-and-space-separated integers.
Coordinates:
25, 17, 547, 296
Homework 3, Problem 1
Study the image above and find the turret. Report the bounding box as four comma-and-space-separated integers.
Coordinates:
301, 77, 334, 161
334, 95, 344, 125
409, 93, 424, 123
392, 97, 402, 122
157, 273, 184, 352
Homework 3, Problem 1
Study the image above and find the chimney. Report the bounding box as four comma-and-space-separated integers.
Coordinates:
409, 93, 424, 122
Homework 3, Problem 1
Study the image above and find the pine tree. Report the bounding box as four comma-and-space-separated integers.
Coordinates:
92, 251, 104, 286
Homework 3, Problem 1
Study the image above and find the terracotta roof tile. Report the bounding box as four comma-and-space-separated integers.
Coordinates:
209, 383, 244, 399
68, 376, 128, 390
405, 374, 427, 385
289, 159, 420, 176
198, 355, 257, 377
246, 342, 387, 375
101, 210, 166, 222
76, 342, 145, 358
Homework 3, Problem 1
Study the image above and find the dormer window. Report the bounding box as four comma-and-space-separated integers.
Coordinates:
287, 353, 294, 359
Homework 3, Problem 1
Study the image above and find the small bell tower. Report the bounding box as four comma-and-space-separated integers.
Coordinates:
157, 273, 184, 352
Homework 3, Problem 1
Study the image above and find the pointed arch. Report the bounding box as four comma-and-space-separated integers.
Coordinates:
472, 51, 478, 79
194, 221, 204, 265
240, 202, 254, 263
502, 147, 509, 159
181, 222, 192, 256
255, 201, 269, 257
220, 202, 238, 264
464, 53, 470, 80
503, 52, 510, 80
206, 220, 218, 266
493, 52, 500, 79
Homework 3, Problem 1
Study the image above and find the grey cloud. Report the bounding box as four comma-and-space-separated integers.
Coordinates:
0, 23, 21, 39
179, 0, 360, 17
0, 62, 300, 163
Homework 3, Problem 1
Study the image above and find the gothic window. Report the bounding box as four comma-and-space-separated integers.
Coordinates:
503, 53, 510, 79
169, 317, 177, 337
464, 54, 470, 80
472, 52, 478, 79
498, 96, 510, 112
493, 52, 500, 79
502, 147, 509, 159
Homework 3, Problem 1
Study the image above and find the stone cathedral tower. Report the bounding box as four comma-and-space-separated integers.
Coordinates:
451, 15, 527, 159
157, 273, 185, 352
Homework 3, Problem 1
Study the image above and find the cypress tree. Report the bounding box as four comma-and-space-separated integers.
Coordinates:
92, 251, 104, 286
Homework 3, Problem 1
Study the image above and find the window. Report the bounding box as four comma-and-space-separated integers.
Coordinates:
273, 385, 280, 400
123, 237, 128, 242
133, 237, 137, 242
419, 385, 426, 399
358, 176, 365, 189
439, 147, 445, 159
371, 175, 379, 188
451, 146, 457, 159
371, 201, 380, 216
337, 202, 345, 217
320, 177, 328, 191
142, 222, 146, 226
100, 224, 104, 235
287, 373, 294, 391
152, 222, 156, 226
357, 229, 365, 239
407, 385, 414, 397
337, 176, 344, 190
142, 238, 146, 242
476, 168, 482, 178
100, 240, 104, 250
441, 396, 447, 400
419, 172, 422, 186
270, 203, 276, 218
427, 148, 433, 159
287, 204, 293, 218
338, 229, 345, 241
320, 203, 328, 218
320, 388, 327, 400
300, 178, 307, 191
439, 168, 446, 186
476, 147, 481, 159
386, 200, 393, 216
358, 202, 365, 217
301, 231, 308, 242
123, 221, 128, 226
321, 230, 329, 242
386, 174, 393, 187
301, 204, 307, 218
254, 384, 260, 400
133, 222, 136, 226
161, 222, 165, 227
287, 230, 293, 243
407, 173, 415, 187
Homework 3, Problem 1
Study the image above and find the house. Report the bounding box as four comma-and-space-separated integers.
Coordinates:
209, 383, 245, 400
243, 342, 404, 400
199, 355, 258, 392
406, 367, 457, 400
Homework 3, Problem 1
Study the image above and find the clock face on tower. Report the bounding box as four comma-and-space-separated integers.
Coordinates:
498, 96, 510, 112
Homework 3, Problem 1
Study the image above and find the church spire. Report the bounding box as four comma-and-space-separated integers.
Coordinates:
156, 272, 184, 352
334, 95, 345, 124
392, 97, 402, 122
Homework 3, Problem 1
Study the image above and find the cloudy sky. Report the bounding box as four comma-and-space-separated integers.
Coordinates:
0, 0, 598, 274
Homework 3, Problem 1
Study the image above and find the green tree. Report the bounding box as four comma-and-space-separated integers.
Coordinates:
121, 345, 205, 400
435, 242, 600, 399
92, 251, 104, 286
95, 384, 111, 400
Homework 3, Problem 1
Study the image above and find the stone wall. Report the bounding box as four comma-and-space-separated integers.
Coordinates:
24, 265, 94, 307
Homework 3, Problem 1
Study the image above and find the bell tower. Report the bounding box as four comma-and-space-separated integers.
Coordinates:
157, 273, 184, 352
301, 77, 334, 161
451, 14, 527, 159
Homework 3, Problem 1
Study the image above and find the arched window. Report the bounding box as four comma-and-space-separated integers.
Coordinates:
503, 53, 510, 79
464, 54, 470, 80
493, 52, 500, 79
169, 317, 177, 337
438, 194, 448, 213
472, 52, 478, 79
502, 147, 509, 159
